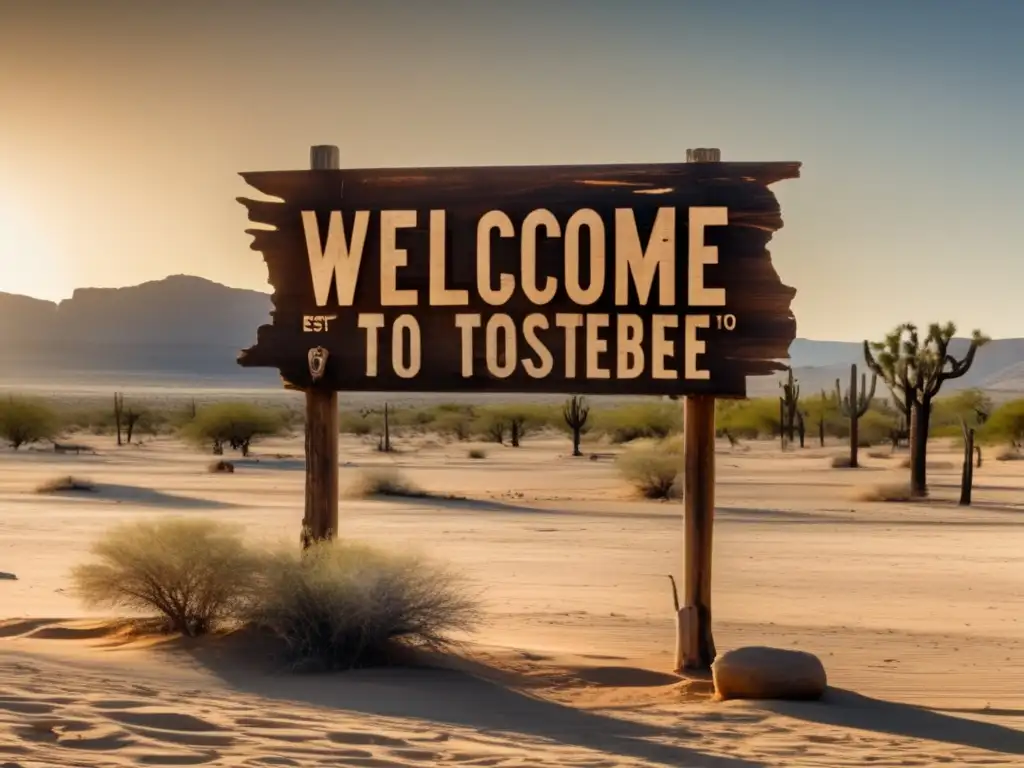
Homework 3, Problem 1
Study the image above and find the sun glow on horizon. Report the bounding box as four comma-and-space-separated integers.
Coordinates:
0, 189, 74, 302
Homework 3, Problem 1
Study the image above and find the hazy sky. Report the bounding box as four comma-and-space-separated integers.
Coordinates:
2, 0, 1022, 341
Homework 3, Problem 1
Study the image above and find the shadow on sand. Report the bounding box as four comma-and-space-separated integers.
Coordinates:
232, 457, 306, 471
44, 482, 235, 510
165, 637, 764, 768
376, 495, 1016, 527
376, 494, 824, 524
757, 688, 1024, 756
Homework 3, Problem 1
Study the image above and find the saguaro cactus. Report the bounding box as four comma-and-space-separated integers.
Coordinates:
835, 364, 877, 468
563, 395, 590, 457
779, 368, 800, 447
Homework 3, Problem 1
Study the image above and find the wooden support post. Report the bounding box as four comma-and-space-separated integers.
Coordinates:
300, 144, 340, 549
676, 146, 720, 673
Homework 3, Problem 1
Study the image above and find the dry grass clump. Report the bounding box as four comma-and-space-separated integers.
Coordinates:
467, 448, 487, 460
617, 439, 683, 500
242, 541, 481, 669
995, 446, 1024, 461
70, 518, 258, 637
36, 475, 95, 493
856, 482, 917, 503
208, 459, 235, 473
345, 467, 428, 499
865, 450, 891, 460
68, 519, 480, 666
830, 455, 853, 469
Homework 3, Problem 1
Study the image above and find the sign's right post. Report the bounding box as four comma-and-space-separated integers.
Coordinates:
678, 146, 721, 673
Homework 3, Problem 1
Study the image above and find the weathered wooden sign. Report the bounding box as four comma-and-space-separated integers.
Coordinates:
237, 161, 799, 396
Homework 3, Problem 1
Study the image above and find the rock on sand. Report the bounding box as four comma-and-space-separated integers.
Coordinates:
712, 646, 827, 701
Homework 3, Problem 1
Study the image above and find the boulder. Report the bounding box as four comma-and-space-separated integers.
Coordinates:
712, 646, 827, 701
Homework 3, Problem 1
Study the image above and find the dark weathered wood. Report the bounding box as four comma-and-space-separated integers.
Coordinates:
681, 393, 717, 671
677, 147, 720, 674
237, 158, 800, 396
303, 380, 339, 547
301, 145, 340, 549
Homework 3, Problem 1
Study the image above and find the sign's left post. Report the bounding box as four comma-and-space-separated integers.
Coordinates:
301, 145, 340, 549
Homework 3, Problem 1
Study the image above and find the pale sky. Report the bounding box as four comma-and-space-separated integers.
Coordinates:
1, 0, 1022, 341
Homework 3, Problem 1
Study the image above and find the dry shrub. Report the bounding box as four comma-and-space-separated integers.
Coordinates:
346, 467, 427, 498
865, 450, 891, 460
467, 448, 487, 460
208, 459, 235, 473
995, 446, 1024, 461
244, 541, 480, 669
36, 475, 95, 493
830, 455, 853, 469
617, 439, 683, 499
70, 518, 258, 636
856, 482, 916, 503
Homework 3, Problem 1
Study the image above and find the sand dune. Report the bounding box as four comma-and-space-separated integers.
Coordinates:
2, 433, 1023, 766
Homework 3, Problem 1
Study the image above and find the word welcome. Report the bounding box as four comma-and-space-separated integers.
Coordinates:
302, 206, 729, 310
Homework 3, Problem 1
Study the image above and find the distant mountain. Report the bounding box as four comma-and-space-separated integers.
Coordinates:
2, 276, 1023, 396
0, 276, 279, 387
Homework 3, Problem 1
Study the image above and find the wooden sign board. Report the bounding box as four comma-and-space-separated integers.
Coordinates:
237, 161, 799, 396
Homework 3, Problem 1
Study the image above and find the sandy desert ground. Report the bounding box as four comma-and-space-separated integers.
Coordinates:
2, 427, 1024, 767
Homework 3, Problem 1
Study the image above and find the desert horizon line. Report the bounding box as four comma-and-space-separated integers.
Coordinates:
0, 272, 1005, 346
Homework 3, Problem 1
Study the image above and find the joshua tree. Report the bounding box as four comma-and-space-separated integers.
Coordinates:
835, 363, 876, 468
563, 395, 590, 457
864, 322, 989, 497
779, 368, 800, 445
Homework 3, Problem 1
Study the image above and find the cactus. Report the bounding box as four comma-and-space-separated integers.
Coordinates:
959, 418, 976, 506
360, 402, 392, 452
818, 390, 829, 447
778, 398, 786, 449
779, 368, 800, 448
835, 364, 876, 468
563, 395, 590, 457
113, 392, 123, 446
